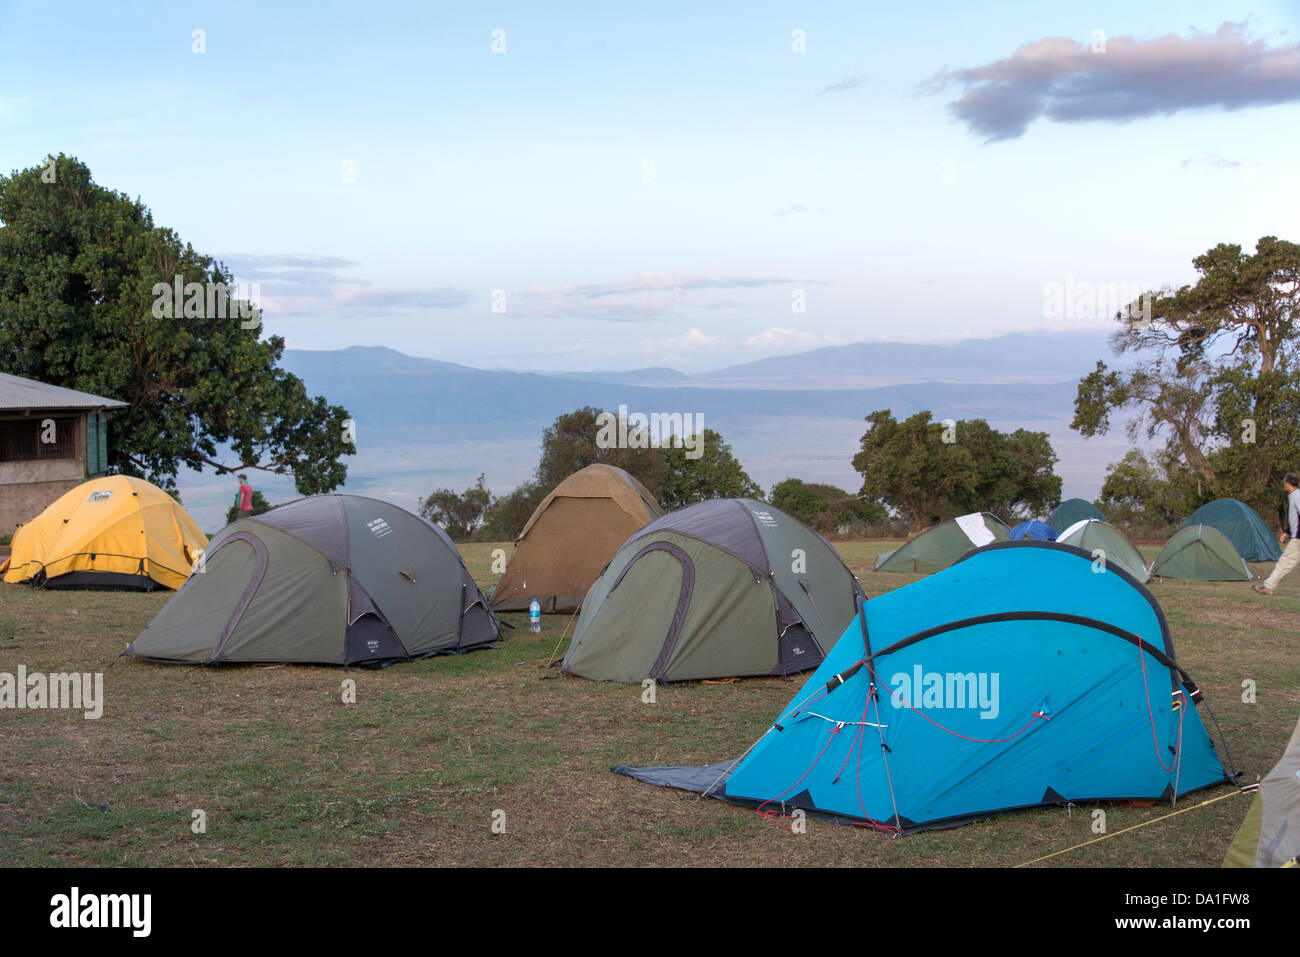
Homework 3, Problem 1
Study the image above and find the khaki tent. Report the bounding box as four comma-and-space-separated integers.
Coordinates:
491, 464, 662, 613
1224, 713, 1300, 867
563, 498, 864, 683
127, 494, 499, 666
2, 475, 206, 590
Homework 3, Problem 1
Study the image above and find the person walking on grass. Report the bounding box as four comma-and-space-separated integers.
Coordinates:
1254, 472, 1300, 595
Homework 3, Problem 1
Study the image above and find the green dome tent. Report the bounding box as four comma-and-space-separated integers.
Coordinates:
1182, 499, 1281, 563
1224, 713, 1300, 867
127, 494, 500, 666
1150, 525, 1251, 581
874, 512, 1009, 574
1055, 519, 1150, 583
1047, 498, 1105, 535
562, 498, 864, 683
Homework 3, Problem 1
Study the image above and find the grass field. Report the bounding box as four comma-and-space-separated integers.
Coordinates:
1, 540, 1296, 867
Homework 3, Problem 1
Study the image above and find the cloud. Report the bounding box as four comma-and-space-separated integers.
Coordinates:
771, 204, 830, 218
925, 21, 1300, 141
528, 273, 808, 300
819, 74, 869, 94
1178, 152, 1249, 169
744, 327, 843, 351
218, 253, 357, 274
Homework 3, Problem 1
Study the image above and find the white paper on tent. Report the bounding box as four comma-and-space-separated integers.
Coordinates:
955, 512, 996, 547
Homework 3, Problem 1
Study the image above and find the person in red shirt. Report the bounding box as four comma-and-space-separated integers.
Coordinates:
237, 474, 254, 514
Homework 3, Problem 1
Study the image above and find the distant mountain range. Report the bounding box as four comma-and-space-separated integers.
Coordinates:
175, 331, 1134, 531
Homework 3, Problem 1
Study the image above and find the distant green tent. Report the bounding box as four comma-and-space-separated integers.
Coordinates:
1047, 498, 1105, 535
1224, 712, 1300, 867
1150, 525, 1251, 581
1182, 499, 1281, 563
874, 512, 1010, 574
1055, 519, 1149, 583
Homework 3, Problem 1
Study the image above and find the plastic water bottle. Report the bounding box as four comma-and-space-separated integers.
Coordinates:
529, 598, 541, 633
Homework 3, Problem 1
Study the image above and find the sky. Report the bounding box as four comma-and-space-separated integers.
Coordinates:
1, 1, 1299, 373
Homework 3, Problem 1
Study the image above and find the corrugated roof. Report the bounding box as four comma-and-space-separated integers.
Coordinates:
0, 372, 128, 411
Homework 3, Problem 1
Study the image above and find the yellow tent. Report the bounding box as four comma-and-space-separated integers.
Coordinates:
2, 475, 207, 590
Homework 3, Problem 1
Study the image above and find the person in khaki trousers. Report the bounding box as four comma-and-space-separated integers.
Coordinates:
1255, 473, 1300, 595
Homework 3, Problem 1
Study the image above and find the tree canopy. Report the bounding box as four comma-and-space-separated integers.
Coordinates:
1073, 236, 1300, 515
0, 154, 354, 493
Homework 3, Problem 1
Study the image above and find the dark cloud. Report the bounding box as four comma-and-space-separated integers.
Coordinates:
925, 22, 1300, 141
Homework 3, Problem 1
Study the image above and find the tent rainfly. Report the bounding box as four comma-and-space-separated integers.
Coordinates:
1010, 520, 1056, 541
874, 512, 1010, 574
491, 464, 662, 613
127, 494, 499, 666
1182, 499, 1281, 563
1150, 525, 1252, 581
1054, 519, 1150, 584
1047, 498, 1106, 535
2, 475, 206, 590
562, 498, 864, 683
1224, 712, 1300, 867
615, 541, 1234, 834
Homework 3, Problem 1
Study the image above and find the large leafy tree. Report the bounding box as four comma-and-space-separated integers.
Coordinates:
0, 154, 354, 492
420, 474, 492, 540
657, 428, 761, 511
852, 410, 977, 530
533, 406, 667, 495
769, 478, 886, 533
1097, 447, 1201, 529
941, 419, 1061, 520
1072, 236, 1300, 516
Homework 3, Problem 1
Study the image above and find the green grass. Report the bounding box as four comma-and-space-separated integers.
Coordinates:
0, 539, 1294, 867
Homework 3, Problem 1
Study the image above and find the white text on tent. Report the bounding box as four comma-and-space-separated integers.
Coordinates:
889, 666, 1000, 720
0, 666, 104, 720
595, 405, 705, 460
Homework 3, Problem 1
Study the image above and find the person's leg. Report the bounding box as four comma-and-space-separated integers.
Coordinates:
1261, 538, 1300, 592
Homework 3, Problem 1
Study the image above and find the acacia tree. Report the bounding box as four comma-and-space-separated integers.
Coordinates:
420, 474, 492, 540
1072, 236, 1300, 512
0, 154, 354, 492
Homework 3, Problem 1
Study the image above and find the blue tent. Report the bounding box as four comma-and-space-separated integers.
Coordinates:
1182, 499, 1281, 563
616, 541, 1233, 834
1010, 520, 1056, 541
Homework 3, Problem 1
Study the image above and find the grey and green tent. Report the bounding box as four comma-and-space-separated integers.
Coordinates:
874, 512, 1010, 574
127, 494, 500, 666
1150, 525, 1251, 581
1224, 712, 1300, 867
1055, 519, 1150, 583
1182, 498, 1281, 562
562, 498, 864, 683
1047, 498, 1105, 535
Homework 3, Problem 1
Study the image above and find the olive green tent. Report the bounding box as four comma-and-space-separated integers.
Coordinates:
1224, 713, 1300, 867
562, 498, 864, 683
127, 494, 499, 666
874, 512, 1010, 574
1183, 498, 1281, 562
1150, 525, 1252, 581
1047, 498, 1105, 535
1055, 519, 1150, 583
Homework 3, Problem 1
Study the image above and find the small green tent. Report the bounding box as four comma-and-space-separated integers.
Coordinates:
874, 512, 1010, 574
1182, 499, 1281, 562
1047, 498, 1105, 535
1224, 713, 1300, 867
1055, 519, 1150, 583
1150, 525, 1251, 581
563, 498, 864, 683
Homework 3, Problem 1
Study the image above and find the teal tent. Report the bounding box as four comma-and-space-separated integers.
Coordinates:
1047, 498, 1105, 534
615, 541, 1233, 834
1182, 499, 1281, 562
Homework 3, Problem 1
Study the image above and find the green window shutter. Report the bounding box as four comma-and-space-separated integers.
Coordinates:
87, 413, 107, 475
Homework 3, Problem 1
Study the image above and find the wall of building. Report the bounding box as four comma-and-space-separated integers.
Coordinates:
0, 478, 82, 535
